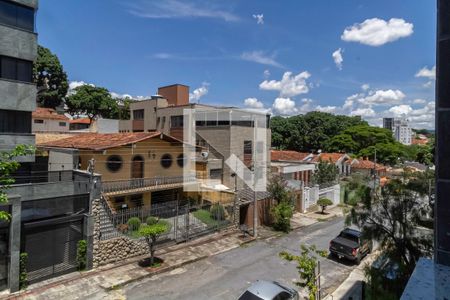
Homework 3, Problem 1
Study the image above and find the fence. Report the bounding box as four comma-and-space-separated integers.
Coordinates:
102, 176, 196, 194
98, 197, 234, 243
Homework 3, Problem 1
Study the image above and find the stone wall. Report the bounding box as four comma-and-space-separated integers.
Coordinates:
92, 199, 149, 268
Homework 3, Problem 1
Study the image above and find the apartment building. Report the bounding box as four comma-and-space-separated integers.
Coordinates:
32, 107, 70, 132
383, 117, 412, 145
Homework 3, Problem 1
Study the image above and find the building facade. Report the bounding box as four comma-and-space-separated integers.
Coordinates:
383, 117, 412, 145
32, 107, 69, 133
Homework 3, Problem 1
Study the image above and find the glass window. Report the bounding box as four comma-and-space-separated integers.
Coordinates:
237, 291, 263, 300
0, 109, 31, 133
59, 122, 67, 127
16, 4, 33, 31
16, 59, 32, 82
160, 153, 173, 169
244, 140, 252, 155
106, 155, 123, 172
0, 0, 16, 28
133, 109, 144, 120
1, 56, 16, 80
176, 153, 186, 167
171, 115, 183, 128
34, 119, 43, 124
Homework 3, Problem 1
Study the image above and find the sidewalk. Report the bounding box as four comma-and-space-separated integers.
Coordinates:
1, 229, 254, 300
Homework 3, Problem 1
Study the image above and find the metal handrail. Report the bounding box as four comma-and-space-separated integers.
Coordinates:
101, 176, 197, 193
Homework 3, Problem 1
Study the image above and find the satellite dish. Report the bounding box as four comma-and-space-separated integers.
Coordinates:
201, 151, 209, 159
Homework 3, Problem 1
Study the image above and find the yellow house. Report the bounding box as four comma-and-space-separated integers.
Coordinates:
39, 132, 205, 211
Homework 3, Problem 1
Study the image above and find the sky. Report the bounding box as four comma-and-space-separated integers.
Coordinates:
37, 0, 436, 129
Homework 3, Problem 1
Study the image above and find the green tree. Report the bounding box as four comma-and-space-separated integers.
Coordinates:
138, 222, 169, 266
316, 198, 333, 214
346, 173, 433, 293
0, 145, 34, 221
268, 175, 294, 204
268, 176, 295, 232
279, 244, 327, 300
66, 85, 119, 121
312, 159, 338, 187
33, 45, 69, 108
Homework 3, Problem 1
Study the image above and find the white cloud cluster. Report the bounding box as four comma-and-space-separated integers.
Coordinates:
272, 97, 298, 115
315, 105, 337, 113
260, 71, 311, 97
68, 81, 150, 100
341, 18, 413, 46
385, 102, 435, 128
189, 82, 209, 102
332, 48, 343, 70
244, 97, 264, 109
361, 84, 370, 91
350, 107, 376, 117
127, 0, 239, 22
415, 65, 436, 88
358, 89, 406, 106
241, 51, 282, 68
253, 14, 264, 25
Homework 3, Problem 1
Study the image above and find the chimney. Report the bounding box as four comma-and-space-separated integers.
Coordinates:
157, 84, 189, 106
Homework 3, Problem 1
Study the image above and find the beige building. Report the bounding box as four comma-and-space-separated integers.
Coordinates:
32, 107, 70, 133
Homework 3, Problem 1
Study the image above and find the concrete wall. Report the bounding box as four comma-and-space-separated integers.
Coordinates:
48, 149, 76, 171
0, 133, 35, 162
0, 81, 36, 112
32, 118, 69, 133
0, 25, 37, 61
10, 0, 38, 9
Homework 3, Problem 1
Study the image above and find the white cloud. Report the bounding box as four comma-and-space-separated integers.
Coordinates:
415, 65, 436, 80
110, 92, 150, 101
412, 99, 427, 105
423, 81, 434, 88
315, 105, 337, 113
259, 71, 311, 97
388, 104, 413, 116
244, 97, 264, 109
127, 0, 239, 22
152, 53, 174, 59
361, 84, 370, 91
272, 98, 298, 115
341, 18, 413, 46
350, 107, 376, 117
241, 51, 282, 68
253, 14, 264, 25
332, 48, 343, 70
67, 81, 95, 96
189, 83, 209, 102
358, 89, 406, 106
263, 69, 270, 78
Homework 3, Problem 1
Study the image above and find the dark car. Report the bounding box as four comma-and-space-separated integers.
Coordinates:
237, 280, 299, 300
329, 228, 372, 264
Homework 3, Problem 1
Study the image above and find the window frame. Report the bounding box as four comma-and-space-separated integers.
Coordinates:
0, 0, 35, 32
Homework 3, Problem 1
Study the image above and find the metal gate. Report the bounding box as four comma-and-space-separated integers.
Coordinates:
22, 215, 84, 284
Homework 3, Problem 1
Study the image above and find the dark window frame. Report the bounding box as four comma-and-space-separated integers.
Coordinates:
33, 119, 43, 124
59, 122, 67, 127
0, 0, 35, 32
160, 153, 173, 169
0, 55, 33, 83
106, 155, 123, 173
133, 109, 144, 120
170, 115, 184, 128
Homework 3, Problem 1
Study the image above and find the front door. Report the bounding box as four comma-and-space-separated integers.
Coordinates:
131, 156, 144, 179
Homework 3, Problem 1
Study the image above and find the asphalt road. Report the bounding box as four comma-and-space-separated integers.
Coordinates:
122, 217, 361, 300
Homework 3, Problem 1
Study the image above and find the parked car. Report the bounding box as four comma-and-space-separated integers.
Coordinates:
237, 280, 299, 300
329, 228, 372, 264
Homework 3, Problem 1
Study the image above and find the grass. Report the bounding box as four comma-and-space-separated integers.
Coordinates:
192, 209, 220, 227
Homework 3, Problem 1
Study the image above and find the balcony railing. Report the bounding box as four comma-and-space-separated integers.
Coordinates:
102, 175, 197, 194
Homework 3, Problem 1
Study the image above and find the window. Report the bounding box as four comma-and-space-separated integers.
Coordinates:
133, 109, 144, 120
209, 169, 222, 180
0, 56, 33, 83
160, 153, 173, 169
59, 122, 67, 127
176, 153, 187, 167
106, 155, 123, 172
244, 140, 252, 155
130, 194, 143, 207
162, 116, 166, 128
0, 109, 31, 133
33, 119, 43, 124
0, 0, 34, 31
170, 115, 183, 128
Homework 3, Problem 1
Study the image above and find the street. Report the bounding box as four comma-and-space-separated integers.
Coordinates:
122, 217, 359, 300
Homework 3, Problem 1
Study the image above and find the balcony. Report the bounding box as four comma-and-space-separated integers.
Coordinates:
102, 175, 197, 196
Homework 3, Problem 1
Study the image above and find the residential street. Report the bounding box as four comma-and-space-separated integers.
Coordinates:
121, 217, 358, 300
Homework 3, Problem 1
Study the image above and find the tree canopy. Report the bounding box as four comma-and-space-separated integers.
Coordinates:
66, 85, 119, 121
312, 159, 338, 187
270, 112, 367, 152
33, 45, 69, 109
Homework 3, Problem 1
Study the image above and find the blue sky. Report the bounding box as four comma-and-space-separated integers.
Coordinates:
37, 0, 436, 128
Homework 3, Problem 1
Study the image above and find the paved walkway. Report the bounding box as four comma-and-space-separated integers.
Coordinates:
2, 230, 253, 300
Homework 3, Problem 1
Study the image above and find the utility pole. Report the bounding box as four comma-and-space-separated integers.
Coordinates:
253, 115, 258, 238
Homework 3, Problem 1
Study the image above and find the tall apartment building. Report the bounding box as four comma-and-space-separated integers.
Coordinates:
0, 0, 37, 165
383, 117, 412, 145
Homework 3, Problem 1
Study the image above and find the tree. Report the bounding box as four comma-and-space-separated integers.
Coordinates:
268, 176, 295, 232
268, 175, 294, 204
138, 221, 169, 266
346, 173, 433, 293
66, 85, 119, 121
279, 244, 327, 300
316, 198, 333, 214
312, 159, 338, 187
33, 45, 69, 108
0, 145, 34, 221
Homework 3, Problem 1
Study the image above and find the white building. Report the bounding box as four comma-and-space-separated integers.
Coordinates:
383, 117, 412, 145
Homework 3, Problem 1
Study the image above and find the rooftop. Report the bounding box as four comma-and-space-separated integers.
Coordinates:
38, 132, 182, 150
32, 108, 69, 121
69, 118, 91, 124
351, 159, 386, 170
271, 150, 311, 161
309, 152, 349, 163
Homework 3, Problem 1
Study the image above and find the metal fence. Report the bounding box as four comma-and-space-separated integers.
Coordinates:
98, 197, 234, 243
102, 176, 196, 194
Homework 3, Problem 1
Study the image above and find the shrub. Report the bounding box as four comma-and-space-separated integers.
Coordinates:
138, 223, 169, 266
19, 253, 28, 290
127, 217, 141, 231
271, 201, 293, 233
146, 216, 158, 225
210, 204, 225, 221
157, 219, 172, 233
76, 240, 87, 271
317, 198, 333, 214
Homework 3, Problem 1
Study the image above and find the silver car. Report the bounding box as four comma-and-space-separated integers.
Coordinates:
237, 280, 299, 300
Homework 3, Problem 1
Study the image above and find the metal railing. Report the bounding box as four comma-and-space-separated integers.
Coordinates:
102, 175, 196, 194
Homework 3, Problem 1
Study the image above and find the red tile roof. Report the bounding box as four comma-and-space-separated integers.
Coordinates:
38, 132, 176, 150
271, 150, 310, 161
32, 107, 69, 121
310, 153, 348, 163
412, 138, 428, 145
351, 159, 386, 170
69, 118, 91, 124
